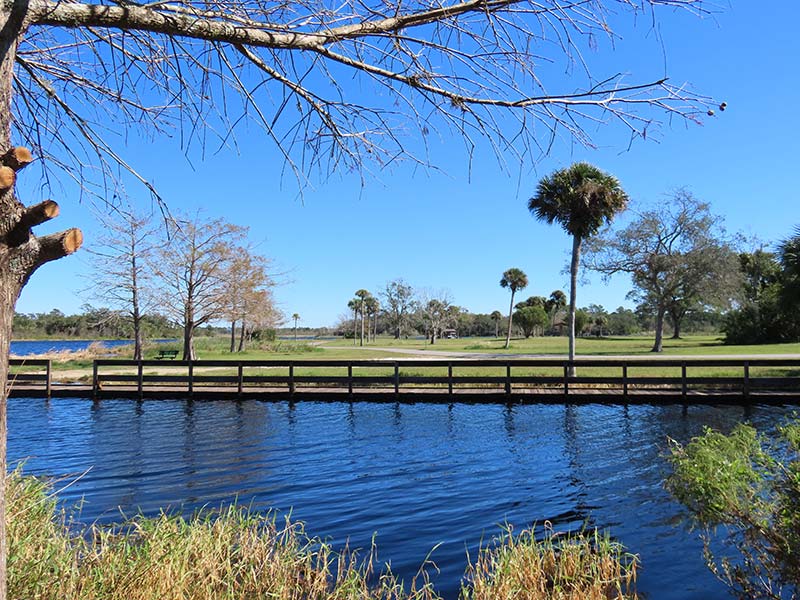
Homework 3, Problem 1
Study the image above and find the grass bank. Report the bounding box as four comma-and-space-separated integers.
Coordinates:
8, 471, 638, 600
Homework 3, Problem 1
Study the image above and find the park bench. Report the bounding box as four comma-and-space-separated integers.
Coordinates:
155, 349, 179, 360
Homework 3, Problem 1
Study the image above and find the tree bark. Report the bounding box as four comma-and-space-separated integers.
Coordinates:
504, 290, 515, 349
568, 235, 581, 376
669, 307, 683, 339
183, 319, 196, 360
359, 301, 365, 346
230, 320, 236, 353
652, 305, 666, 352
237, 318, 246, 352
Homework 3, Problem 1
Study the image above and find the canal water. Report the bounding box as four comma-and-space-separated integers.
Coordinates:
8, 398, 793, 598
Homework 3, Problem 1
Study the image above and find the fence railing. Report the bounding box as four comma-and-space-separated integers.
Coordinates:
9, 358, 51, 396
90, 357, 800, 399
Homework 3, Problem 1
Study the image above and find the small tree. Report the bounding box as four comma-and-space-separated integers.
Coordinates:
155, 213, 246, 360
529, 163, 629, 369
347, 298, 360, 345
666, 420, 800, 600
292, 313, 300, 341
515, 305, 548, 338
500, 268, 528, 349
382, 279, 415, 340
354, 289, 371, 347
545, 290, 567, 332
490, 310, 503, 338
85, 205, 157, 360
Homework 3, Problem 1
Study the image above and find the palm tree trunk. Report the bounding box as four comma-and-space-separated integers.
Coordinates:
359, 304, 365, 347
504, 291, 516, 349
568, 236, 581, 376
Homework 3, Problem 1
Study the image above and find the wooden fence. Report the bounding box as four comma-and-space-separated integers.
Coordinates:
9, 358, 51, 396
86, 357, 800, 402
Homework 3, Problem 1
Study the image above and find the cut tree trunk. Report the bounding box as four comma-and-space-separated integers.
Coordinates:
0, 12, 82, 598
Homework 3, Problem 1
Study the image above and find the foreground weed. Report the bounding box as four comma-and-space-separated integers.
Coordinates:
9, 472, 637, 599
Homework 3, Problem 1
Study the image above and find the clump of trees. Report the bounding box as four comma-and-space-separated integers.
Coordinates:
722, 228, 800, 344
86, 209, 280, 360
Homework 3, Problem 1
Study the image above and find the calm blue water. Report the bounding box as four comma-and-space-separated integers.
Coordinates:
10, 339, 174, 355
8, 399, 792, 599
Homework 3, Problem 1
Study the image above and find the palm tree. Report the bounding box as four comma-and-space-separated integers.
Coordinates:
490, 310, 503, 338
355, 289, 371, 346
546, 290, 567, 331
347, 298, 360, 345
529, 162, 628, 372
500, 268, 528, 349
364, 296, 380, 342
292, 313, 300, 341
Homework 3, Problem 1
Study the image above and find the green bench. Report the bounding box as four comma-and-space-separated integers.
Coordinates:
155, 349, 179, 360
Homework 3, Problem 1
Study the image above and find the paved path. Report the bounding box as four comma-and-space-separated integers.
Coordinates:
325, 346, 800, 360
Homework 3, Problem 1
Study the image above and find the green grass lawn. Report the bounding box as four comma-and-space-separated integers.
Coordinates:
11, 334, 800, 384
319, 334, 800, 357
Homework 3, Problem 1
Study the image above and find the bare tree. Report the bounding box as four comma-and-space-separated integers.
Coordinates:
239, 289, 280, 350
221, 249, 273, 352
417, 289, 458, 344
154, 213, 245, 360
0, 0, 719, 593
85, 206, 157, 360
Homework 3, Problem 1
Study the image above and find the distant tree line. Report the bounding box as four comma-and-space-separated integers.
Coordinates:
12, 307, 179, 340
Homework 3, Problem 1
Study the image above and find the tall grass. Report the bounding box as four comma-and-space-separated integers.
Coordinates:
463, 526, 638, 600
8, 471, 637, 599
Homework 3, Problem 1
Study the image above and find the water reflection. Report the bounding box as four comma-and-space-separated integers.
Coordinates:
7, 398, 795, 600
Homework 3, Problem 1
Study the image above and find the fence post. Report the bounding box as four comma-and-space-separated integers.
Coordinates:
505, 363, 512, 395
743, 361, 750, 398
348, 363, 353, 396
92, 361, 99, 398
188, 361, 194, 397
137, 360, 143, 399
622, 364, 628, 399
448, 363, 453, 395
289, 363, 295, 396
394, 362, 400, 396
238, 363, 244, 396
563, 364, 569, 396
681, 362, 687, 399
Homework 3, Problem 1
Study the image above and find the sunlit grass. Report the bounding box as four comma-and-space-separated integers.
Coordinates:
8, 471, 638, 600
463, 526, 638, 600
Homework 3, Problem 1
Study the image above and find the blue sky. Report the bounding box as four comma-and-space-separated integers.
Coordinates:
14, 3, 800, 328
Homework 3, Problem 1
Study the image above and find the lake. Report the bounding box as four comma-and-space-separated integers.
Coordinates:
8, 398, 792, 599
10, 339, 174, 355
